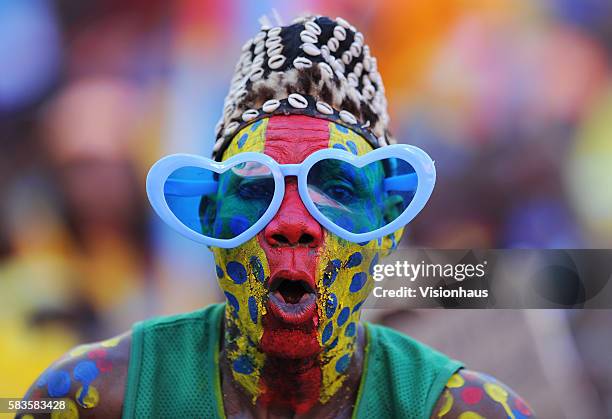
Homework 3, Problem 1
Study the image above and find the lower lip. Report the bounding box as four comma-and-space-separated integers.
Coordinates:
268, 292, 317, 325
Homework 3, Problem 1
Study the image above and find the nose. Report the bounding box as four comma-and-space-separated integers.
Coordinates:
263, 179, 323, 247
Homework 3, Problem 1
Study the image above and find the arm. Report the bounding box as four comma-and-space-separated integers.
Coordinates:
431, 369, 536, 419
16, 331, 132, 418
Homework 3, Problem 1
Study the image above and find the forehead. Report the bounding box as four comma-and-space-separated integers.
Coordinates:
221, 115, 374, 162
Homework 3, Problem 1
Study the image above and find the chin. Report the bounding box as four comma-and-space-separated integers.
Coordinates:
260, 312, 322, 359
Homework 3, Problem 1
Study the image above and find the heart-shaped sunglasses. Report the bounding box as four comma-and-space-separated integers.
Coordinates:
146, 144, 436, 248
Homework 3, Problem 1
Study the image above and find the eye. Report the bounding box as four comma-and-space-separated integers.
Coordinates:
237, 179, 274, 199
324, 183, 355, 202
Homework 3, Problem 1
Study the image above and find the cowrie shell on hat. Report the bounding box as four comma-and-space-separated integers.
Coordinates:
262, 99, 280, 113
353, 62, 363, 77
249, 67, 264, 81
350, 42, 362, 57
340, 110, 357, 124
318, 62, 334, 77
267, 43, 283, 57
336, 17, 351, 28
268, 55, 286, 69
254, 41, 265, 55
241, 39, 253, 52
252, 54, 265, 67
300, 30, 317, 44
242, 109, 259, 122
301, 43, 321, 56
224, 121, 240, 136
327, 37, 339, 52
288, 93, 308, 109
293, 57, 312, 69
254, 31, 266, 42
354, 32, 364, 44
268, 27, 282, 37
347, 73, 359, 87
333, 25, 347, 41
342, 51, 352, 65
265, 36, 282, 48
320, 45, 331, 59
305, 21, 322, 35
316, 101, 334, 115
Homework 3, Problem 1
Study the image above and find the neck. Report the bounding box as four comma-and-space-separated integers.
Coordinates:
219, 312, 366, 417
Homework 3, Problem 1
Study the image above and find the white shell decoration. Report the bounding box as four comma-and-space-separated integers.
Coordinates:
336, 17, 351, 28
254, 41, 265, 55
339, 110, 357, 124
353, 62, 363, 77
333, 25, 347, 41
350, 42, 362, 57
347, 73, 359, 87
288, 93, 308, 109
316, 101, 334, 115
268, 27, 282, 37
224, 121, 240, 136
318, 62, 334, 77
242, 109, 259, 122
293, 57, 312, 69
267, 44, 283, 57
342, 51, 352, 65
301, 43, 321, 56
300, 30, 317, 44
262, 99, 281, 113
305, 21, 322, 35
327, 37, 339, 52
241, 39, 253, 52
354, 32, 364, 44
268, 55, 286, 69
254, 31, 266, 42
265, 37, 282, 49
249, 67, 264, 81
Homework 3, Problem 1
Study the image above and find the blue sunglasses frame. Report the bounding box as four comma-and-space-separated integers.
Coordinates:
146, 144, 436, 248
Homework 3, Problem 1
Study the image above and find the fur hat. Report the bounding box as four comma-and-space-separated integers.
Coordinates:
212, 15, 394, 160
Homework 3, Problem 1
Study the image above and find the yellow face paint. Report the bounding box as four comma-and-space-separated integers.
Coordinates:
437, 389, 454, 417
212, 117, 404, 405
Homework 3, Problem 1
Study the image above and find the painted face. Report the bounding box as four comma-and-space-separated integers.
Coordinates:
211, 115, 402, 406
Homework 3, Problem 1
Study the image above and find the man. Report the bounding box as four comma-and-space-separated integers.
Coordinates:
20, 16, 535, 418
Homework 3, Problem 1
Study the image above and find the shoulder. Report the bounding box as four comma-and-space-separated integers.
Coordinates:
17, 331, 132, 419
431, 369, 536, 418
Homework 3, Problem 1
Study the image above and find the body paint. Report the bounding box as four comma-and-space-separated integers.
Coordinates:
213, 115, 403, 411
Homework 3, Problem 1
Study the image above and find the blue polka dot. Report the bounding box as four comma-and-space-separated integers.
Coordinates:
335, 124, 348, 133
249, 256, 265, 283
226, 261, 247, 284
224, 291, 240, 316
237, 133, 249, 148
326, 293, 338, 318
333, 143, 347, 151
346, 140, 358, 155
229, 216, 250, 236
248, 296, 258, 324
345, 252, 363, 268
250, 119, 263, 131
352, 299, 365, 313
337, 307, 350, 326
335, 354, 351, 373
216, 265, 224, 279
512, 409, 528, 419
233, 355, 254, 374
47, 370, 71, 397
73, 361, 99, 385
390, 234, 397, 250
322, 322, 333, 344
369, 253, 379, 275
345, 322, 356, 337
358, 240, 370, 246
323, 259, 342, 287
328, 336, 339, 350
377, 237, 383, 246
349, 272, 367, 292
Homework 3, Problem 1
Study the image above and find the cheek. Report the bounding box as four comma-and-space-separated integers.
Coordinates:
213, 237, 270, 338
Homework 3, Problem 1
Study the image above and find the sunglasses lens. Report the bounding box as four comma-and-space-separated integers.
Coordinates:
164, 162, 275, 239
306, 158, 417, 234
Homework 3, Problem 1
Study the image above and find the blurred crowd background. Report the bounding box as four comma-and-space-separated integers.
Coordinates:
1, 1, 611, 417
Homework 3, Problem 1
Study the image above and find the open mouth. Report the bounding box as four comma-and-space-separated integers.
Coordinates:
268, 274, 317, 325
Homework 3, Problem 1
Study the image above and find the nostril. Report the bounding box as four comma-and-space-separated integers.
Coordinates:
272, 234, 290, 244
298, 234, 314, 245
